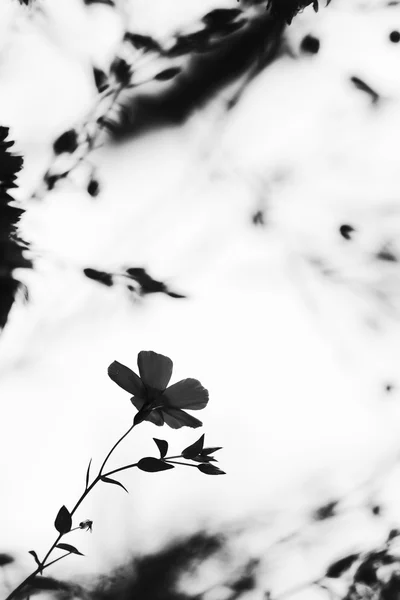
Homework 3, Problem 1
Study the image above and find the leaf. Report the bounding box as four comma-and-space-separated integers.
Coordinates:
182, 434, 205, 459
54, 506, 72, 535
27, 576, 70, 592
197, 463, 226, 475
85, 458, 92, 489
203, 447, 222, 455
28, 551, 41, 570
100, 476, 129, 493
326, 554, 360, 578
53, 129, 78, 155
56, 543, 84, 556
153, 438, 168, 458
154, 68, 181, 81
93, 67, 108, 93
137, 457, 175, 472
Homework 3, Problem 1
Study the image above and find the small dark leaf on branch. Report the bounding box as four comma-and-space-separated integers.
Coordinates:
387, 529, 400, 542
85, 458, 92, 489
53, 130, 78, 155
0, 553, 14, 567
182, 434, 205, 459
124, 32, 161, 52
83, 268, 113, 287
153, 438, 168, 458
154, 68, 181, 81
376, 247, 398, 262
54, 505, 72, 535
202, 8, 242, 28
138, 457, 175, 472
101, 476, 129, 493
93, 67, 108, 93
28, 551, 41, 570
197, 463, 225, 475
326, 554, 360, 578
56, 543, 84, 556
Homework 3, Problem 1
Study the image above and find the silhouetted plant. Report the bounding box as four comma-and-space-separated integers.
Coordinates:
4, 351, 224, 600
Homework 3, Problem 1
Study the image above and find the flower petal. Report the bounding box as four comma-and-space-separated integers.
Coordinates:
162, 408, 203, 429
130, 397, 164, 426
137, 351, 173, 391
108, 361, 145, 397
163, 379, 209, 410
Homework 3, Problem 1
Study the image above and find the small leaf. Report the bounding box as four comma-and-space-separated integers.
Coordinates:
101, 476, 129, 493
28, 551, 41, 569
87, 179, 100, 198
182, 434, 205, 459
54, 506, 72, 535
138, 457, 175, 472
153, 438, 168, 458
56, 543, 84, 556
202, 446, 222, 455
154, 68, 181, 81
85, 458, 92, 489
197, 463, 226, 475
93, 67, 108, 93
326, 554, 360, 578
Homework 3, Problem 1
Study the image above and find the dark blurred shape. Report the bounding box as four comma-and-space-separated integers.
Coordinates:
313, 500, 338, 521
92, 532, 224, 600
0, 127, 31, 332
385, 383, 394, 393
382, 573, 400, 600
93, 67, 108, 93
371, 504, 381, 516
83, 268, 113, 286
125, 267, 185, 298
326, 553, 360, 578
0, 553, 14, 567
389, 30, 400, 43
110, 58, 131, 86
154, 67, 182, 81
53, 129, 78, 155
376, 246, 397, 262
124, 32, 162, 52
252, 210, 265, 225
350, 76, 380, 104
266, 0, 331, 24
87, 179, 100, 197
112, 12, 285, 139
300, 34, 320, 53
84, 0, 115, 5
339, 224, 355, 240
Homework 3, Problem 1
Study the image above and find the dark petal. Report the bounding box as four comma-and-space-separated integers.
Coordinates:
137, 351, 173, 390
163, 378, 209, 410
108, 361, 145, 397
130, 398, 164, 426
162, 408, 203, 429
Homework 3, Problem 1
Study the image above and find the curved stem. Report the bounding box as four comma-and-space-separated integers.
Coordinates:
98, 422, 135, 475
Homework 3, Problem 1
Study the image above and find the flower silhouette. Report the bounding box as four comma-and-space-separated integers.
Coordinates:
108, 351, 209, 428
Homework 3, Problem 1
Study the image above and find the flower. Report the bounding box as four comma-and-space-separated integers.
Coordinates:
79, 520, 93, 532
108, 351, 209, 429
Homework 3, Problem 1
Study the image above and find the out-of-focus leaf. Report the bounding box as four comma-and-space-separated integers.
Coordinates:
202, 8, 242, 28
154, 68, 181, 81
53, 130, 78, 155
124, 33, 161, 52
138, 458, 174, 472
54, 506, 72, 535
325, 554, 360, 578
0, 553, 13, 567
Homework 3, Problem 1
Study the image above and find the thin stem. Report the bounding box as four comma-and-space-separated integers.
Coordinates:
165, 460, 198, 467
103, 462, 138, 477
5, 422, 137, 600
